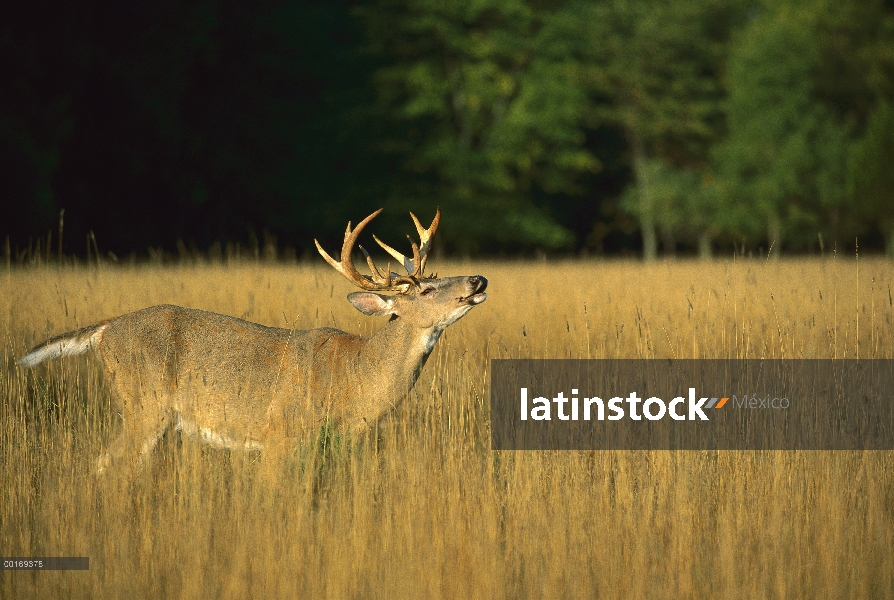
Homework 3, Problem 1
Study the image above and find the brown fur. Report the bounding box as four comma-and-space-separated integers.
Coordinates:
20, 274, 488, 475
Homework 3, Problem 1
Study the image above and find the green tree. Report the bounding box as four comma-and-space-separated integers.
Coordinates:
715, 3, 849, 255
621, 159, 727, 258
357, 0, 598, 251
578, 0, 746, 259
817, 0, 894, 253
849, 101, 894, 255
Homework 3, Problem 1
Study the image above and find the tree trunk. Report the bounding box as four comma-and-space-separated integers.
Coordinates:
627, 130, 657, 261
698, 232, 712, 259
661, 228, 676, 257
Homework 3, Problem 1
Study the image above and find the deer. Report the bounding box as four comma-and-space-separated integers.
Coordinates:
17, 208, 488, 475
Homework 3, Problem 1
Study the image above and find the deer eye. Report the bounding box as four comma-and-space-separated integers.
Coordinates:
420, 287, 435, 296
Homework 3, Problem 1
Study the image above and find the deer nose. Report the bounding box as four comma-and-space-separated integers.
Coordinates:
469, 275, 487, 291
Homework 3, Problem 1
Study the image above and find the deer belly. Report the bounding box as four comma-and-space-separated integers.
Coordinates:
172, 413, 264, 451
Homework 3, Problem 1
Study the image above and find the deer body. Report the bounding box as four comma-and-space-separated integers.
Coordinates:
18, 209, 488, 474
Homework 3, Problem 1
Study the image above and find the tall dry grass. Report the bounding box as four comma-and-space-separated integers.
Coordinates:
1, 258, 893, 598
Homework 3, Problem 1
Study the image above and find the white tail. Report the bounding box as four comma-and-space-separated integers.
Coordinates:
18, 322, 109, 367
19, 209, 488, 476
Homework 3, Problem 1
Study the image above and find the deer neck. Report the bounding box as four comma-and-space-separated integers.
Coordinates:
355, 317, 442, 411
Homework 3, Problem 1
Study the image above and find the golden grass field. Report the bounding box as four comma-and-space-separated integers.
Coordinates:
2, 258, 893, 598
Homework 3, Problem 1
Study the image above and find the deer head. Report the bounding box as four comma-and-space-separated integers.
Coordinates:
314, 208, 488, 332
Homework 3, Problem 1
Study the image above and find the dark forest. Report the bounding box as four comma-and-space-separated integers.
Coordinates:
3, 0, 894, 259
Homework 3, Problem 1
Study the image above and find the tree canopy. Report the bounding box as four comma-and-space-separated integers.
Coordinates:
3, 0, 894, 258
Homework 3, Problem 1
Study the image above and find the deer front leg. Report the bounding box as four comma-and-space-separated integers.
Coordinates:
96, 415, 172, 477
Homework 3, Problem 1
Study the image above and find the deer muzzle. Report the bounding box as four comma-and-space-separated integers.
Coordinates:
459, 275, 488, 305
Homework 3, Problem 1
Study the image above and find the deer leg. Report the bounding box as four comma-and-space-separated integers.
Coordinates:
95, 415, 171, 476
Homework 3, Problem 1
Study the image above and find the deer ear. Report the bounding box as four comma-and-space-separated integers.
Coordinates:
347, 292, 395, 316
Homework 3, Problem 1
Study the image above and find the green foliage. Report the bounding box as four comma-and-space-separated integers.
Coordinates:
848, 100, 894, 254
5, 0, 894, 256
358, 0, 594, 250
714, 2, 850, 250
581, 0, 740, 153
707, 0, 894, 253
620, 159, 717, 242
577, 0, 747, 257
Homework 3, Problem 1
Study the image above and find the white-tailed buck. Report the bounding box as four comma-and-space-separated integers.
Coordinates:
18, 208, 487, 474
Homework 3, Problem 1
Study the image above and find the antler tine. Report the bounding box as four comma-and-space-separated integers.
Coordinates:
314, 239, 343, 273
359, 245, 392, 287
315, 208, 408, 292
372, 234, 422, 280
385, 238, 422, 287
373, 208, 440, 279
373, 234, 414, 274
406, 236, 422, 278
410, 207, 440, 274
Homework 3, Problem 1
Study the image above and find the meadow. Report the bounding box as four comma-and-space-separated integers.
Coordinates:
2, 257, 893, 598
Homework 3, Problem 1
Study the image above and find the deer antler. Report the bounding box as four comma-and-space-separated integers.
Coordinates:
372, 207, 440, 279
315, 209, 439, 292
